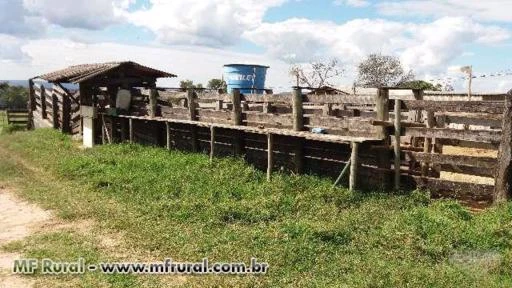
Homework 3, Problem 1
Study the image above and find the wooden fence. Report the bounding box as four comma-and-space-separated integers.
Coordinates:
91, 87, 511, 206
30, 80, 81, 134
6, 109, 29, 127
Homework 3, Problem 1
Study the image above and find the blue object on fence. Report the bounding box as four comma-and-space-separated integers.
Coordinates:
311, 127, 326, 134
223, 64, 269, 94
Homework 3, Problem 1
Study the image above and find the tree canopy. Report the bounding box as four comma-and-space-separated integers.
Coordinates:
207, 78, 227, 91
357, 54, 414, 88
0, 82, 28, 108
179, 80, 203, 90
289, 59, 344, 89
399, 80, 442, 91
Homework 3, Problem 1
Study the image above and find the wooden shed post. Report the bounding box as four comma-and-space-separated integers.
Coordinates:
349, 142, 359, 191
394, 99, 401, 190
494, 91, 512, 203
187, 88, 198, 152
61, 93, 71, 133
421, 111, 435, 176
267, 133, 274, 181
52, 93, 59, 129
292, 87, 304, 173
148, 88, 158, 118
231, 88, 244, 156
40, 84, 47, 119
79, 83, 97, 148
27, 79, 35, 129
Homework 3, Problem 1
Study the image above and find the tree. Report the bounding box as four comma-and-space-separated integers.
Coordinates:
0, 82, 28, 108
289, 58, 344, 89
207, 78, 227, 91
399, 80, 442, 91
356, 54, 414, 88
179, 80, 203, 90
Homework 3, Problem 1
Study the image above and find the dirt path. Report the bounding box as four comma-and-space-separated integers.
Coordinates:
0, 187, 52, 288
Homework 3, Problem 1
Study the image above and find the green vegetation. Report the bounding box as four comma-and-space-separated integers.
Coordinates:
400, 80, 442, 91
1, 129, 512, 287
207, 78, 227, 91
0, 82, 28, 108
179, 79, 203, 90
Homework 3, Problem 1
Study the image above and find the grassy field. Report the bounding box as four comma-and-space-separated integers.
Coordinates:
1, 129, 512, 287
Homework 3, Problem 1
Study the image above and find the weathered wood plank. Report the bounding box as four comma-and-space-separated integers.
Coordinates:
405, 127, 501, 143
403, 100, 504, 114
242, 93, 292, 103
244, 112, 293, 126
404, 175, 494, 202
304, 94, 375, 105
406, 152, 497, 169
440, 114, 502, 127
494, 93, 512, 202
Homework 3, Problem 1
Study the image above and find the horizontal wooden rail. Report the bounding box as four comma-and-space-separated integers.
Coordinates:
406, 151, 497, 169
402, 100, 504, 114
405, 127, 501, 143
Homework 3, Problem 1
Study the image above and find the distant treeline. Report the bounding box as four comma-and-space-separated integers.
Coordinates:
0, 82, 28, 109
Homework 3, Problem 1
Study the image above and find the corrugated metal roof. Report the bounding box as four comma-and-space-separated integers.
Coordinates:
37, 61, 177, 83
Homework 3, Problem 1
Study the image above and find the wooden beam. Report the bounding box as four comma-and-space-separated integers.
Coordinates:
52, 93, 59, 129
332, 159, 351, 188
40, 85, 47, 119
405, 127, 501, 143
375, 88, 389, 139
148, 88, 158, 118
405, 175, 494, 202
61, 93, 71, 133
187, 89, 198, 151
494, 93, 512, 202
394, 99, 401, 190
267, 133, 274, 181
349, 142, 359, 191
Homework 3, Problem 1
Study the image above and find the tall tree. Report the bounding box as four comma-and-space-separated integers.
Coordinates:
289, 59, 344, 89
357, 54, 414, 88
0, 82, 28, 108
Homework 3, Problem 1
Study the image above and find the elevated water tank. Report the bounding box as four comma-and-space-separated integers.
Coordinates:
223, 64, 269, 94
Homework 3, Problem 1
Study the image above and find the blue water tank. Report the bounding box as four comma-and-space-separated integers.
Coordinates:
223, 64, 269, 94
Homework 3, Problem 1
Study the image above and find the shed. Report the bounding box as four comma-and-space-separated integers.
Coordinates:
29, 61, 176, 147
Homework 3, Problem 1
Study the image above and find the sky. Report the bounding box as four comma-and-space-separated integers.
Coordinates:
1, 0, 512, 92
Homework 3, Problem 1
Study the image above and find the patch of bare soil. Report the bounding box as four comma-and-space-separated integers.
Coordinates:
0, 187, 52, 288
440, 146, 497, 185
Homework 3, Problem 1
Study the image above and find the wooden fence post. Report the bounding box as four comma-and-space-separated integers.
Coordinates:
411, 89, 424, 147
166, 122, 171, 150
292, 87, 304, 173
349, 142, 359, 191
52, 93, 59, 129
187, 88, 198, 152
231, 89, 244, 156
129, 118, 134, 143
394, 99, 401, 190
494, 91, 512, 203
267, 133, 274, 181
40, 85, 47, 119
210, 125, 215, 162
61, 94, 71, 133
376, 88, 391, 188
421, 111, 435, 176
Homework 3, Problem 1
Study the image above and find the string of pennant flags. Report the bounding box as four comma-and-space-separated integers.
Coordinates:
427, 68, 512, 83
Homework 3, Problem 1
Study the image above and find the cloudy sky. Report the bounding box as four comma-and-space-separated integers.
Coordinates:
2, 0, 512, 91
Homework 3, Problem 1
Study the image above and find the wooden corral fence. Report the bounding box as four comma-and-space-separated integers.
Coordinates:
6, 109, 29, 127
91, 87, 512, 206
29, 80, 81, 134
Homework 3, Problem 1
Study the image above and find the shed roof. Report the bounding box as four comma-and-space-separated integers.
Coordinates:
36, 61, 176, 83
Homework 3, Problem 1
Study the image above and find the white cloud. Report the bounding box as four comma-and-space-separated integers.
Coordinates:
0, 0, 44, 36
0, 34, 30, 62
333, 0, 370, 7
125, 0, 286, 47
5, 38, 292, 89
22, 0, 128, 30
377, 0, 512, 22
244, 17, 509, 75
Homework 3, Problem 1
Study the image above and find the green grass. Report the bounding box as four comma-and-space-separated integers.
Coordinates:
1, 129, 512, 287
